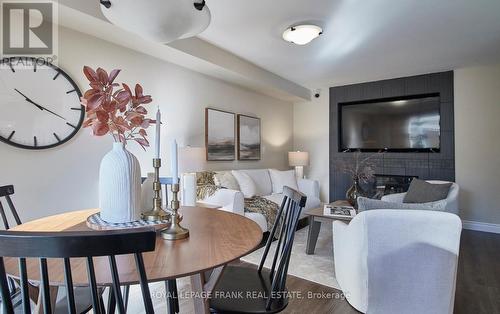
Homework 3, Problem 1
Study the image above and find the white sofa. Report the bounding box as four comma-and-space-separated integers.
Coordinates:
183, 169, 321, 232
333, 209, 462, 314
381, 180, 459, 214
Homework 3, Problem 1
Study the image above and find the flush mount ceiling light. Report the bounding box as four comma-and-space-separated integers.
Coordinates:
282, 24, 322, 45
100, 0, 211, 43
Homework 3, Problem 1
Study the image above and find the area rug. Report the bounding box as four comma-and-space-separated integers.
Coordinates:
241, 220, 340, 289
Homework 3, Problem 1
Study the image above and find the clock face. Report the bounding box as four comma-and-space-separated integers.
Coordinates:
0, 57, 84, 150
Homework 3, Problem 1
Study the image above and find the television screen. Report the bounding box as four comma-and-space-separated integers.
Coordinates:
339, 94, 441, 152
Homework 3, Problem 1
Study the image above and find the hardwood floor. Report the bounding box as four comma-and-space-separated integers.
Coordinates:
455, 230, 500, 314
282, 274, 359, 314
242, 229, 500, 314
128, 229, 500, 313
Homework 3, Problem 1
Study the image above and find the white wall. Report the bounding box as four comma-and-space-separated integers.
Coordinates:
455, 64, 500, 225
0, 27, 293, 222
293, 89, 330, 201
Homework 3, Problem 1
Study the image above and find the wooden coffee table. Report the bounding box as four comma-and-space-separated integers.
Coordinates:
305, 200, 354, 255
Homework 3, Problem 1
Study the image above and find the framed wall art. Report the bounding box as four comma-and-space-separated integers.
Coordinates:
205, 108, 236, 161
237, 114, 261, 160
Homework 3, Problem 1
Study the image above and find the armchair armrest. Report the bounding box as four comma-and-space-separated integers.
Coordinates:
381, 192, 406, 203
332, 216, 368, 312
202, 189, 245, 216
298, 178, 320, 199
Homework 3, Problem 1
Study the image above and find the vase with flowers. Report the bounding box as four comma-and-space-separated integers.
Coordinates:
81, 66, 155, 223
339, 150, 381, 208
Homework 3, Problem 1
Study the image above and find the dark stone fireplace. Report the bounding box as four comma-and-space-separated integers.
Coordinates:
329, 71, 455, 201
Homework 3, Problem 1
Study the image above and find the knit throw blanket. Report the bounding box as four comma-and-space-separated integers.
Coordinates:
244, 196, 279, 232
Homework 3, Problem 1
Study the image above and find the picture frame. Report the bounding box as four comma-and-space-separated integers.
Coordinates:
237, 114, 261, 160
205, 108, 236, 161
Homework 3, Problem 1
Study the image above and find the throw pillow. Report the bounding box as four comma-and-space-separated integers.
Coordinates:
357, 197, 447, 212
196, 171, 216, 186
403, 179, 452, 203
231, 170, 257, 198
214, 171, 240, 190
269, 169, 299, 194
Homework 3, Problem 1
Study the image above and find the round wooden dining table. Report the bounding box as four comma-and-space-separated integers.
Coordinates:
4, 206, 263, 314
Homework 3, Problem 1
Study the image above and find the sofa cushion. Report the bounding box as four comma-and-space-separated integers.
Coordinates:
231, 171, 257, 198
214, 171, 240, 190
358, 197, 447, 212
403, 179, 452, 203
269, 169, 299, 194
240, 169, 273, 196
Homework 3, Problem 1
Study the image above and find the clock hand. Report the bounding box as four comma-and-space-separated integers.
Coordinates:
28, 99, 67, 120
43, 108, 66, 120
14, 88, 67, 120
14, 88, 43, 110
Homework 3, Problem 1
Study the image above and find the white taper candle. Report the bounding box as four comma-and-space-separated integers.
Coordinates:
155, 109, 161, 159
171, 140, 178, 184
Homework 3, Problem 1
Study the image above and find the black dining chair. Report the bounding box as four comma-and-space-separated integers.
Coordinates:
0, 185, 22, 309
209, 186, 307, 314
119, 177, 178, 314
0, 228, 157, 314
0, 185, 111, 313
0, 185, 22, 230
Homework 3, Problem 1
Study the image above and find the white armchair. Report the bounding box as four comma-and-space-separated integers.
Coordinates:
333, 210, 462, 314
381, 180, 459, 214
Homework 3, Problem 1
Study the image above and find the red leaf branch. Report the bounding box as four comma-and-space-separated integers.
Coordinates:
80, 66, 155, 150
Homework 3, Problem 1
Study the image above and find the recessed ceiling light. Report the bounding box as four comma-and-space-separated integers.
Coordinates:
282, 24, 322, 45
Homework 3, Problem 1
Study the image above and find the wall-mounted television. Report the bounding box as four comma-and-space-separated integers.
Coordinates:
338, 93, 441, 152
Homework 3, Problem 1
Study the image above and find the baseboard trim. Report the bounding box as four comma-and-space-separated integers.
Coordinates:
462, 220, 500, 234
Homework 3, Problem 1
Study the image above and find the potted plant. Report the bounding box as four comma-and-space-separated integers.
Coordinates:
338, 150, 381, 207
81, 66, 155, 223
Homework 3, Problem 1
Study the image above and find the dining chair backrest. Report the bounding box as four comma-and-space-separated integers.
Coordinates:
142, 177, 178, 205
258, 186, 307, 310
0, 185, 22, 230
0, 228, 157, 314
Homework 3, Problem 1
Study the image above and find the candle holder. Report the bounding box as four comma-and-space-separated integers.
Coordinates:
160, 183, 190, 240
141, 158, 170, 221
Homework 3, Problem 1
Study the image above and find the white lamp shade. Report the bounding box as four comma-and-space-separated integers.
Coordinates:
179, 147, 206, 174
101, 0, 211, 43
288, 151, 309, 167
283, 25, 322, 45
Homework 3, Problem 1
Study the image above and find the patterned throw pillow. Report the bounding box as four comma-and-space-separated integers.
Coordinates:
357, 197, 447, 212
196, 171, 216, 186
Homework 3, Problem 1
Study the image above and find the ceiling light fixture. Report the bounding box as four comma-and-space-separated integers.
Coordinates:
100, 0, 211, 44
282, 24, 322, 45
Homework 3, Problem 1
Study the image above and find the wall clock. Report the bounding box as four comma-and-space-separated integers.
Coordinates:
0, 57, 84, 150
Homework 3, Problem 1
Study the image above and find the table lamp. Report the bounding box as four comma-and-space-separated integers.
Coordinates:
288, 151, 309, 179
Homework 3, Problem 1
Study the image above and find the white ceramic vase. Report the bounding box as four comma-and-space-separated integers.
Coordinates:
99, 142, 142, 223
